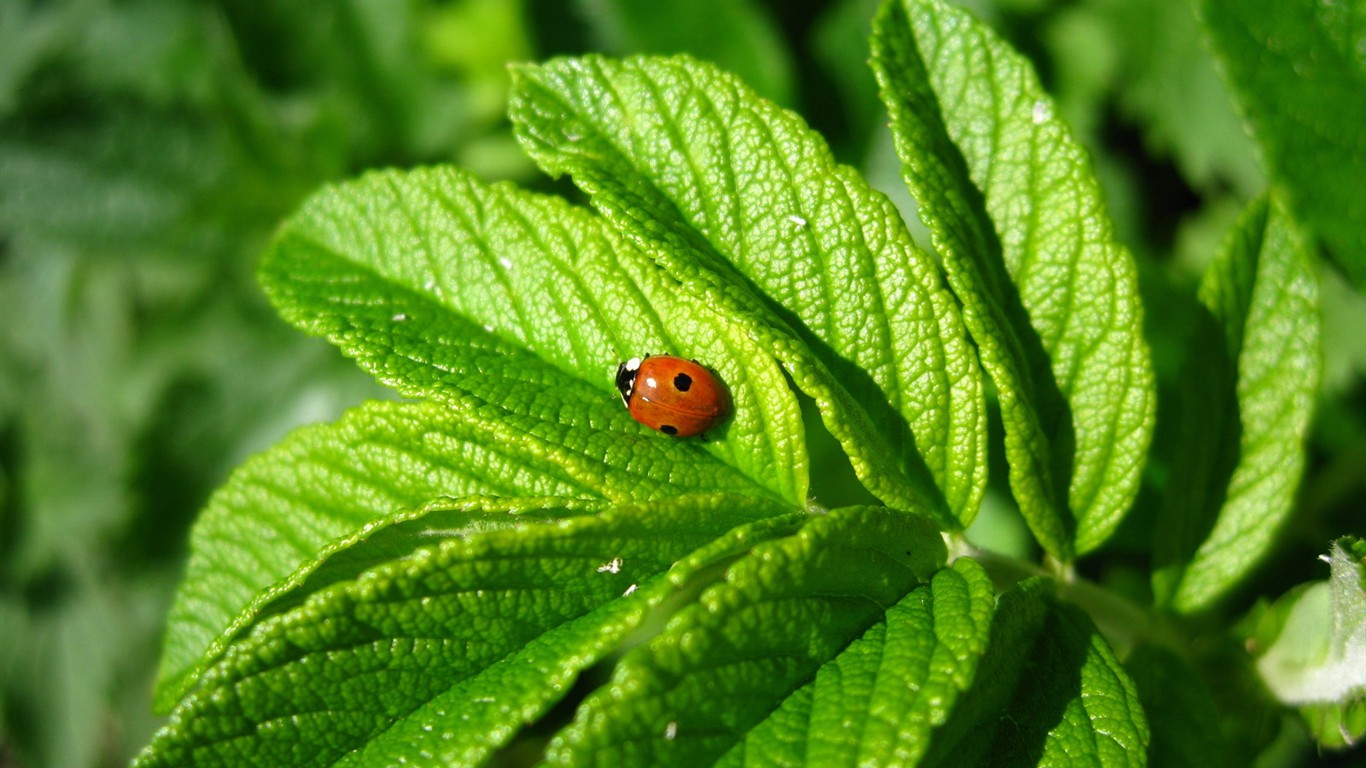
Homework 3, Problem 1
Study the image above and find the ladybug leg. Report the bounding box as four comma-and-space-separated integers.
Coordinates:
697, 432, 709, 443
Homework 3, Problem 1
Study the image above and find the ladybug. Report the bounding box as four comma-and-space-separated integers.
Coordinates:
615, 355, 730, 438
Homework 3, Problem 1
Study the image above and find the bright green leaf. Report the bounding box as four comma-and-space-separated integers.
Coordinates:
261, 166, 806, 505
871, 0, 1156, 558
136, 494, 801, 768
1202, 0, 1366, 291
1156, 194, 1320, 612
509, 54, 986, 531
717, 557, 995, 767
153, 399, 602, 710
543, 506, 947, 766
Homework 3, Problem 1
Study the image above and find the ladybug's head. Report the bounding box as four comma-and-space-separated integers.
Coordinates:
615, 357, 642, 405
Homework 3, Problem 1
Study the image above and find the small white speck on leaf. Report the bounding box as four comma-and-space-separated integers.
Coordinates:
597, 557, 623, 574
787, 214, 808, 227
392, 312, 408, 322
498, 257, 513, 269
1031, 99, 1051, 124
664, 721, 679, 740
623, 583, 638, 596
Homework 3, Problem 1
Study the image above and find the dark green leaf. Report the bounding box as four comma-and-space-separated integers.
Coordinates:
1127, 645, 1234, 768
919, 579, 1149, 768
1202, 0, 1366, 290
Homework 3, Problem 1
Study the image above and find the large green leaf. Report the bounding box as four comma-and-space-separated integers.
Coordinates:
543, 506, 947, 765
871, 0, 1156, 558
509, 54, 985, 531
156, 166, 809, 709
718, 558, 995, 766
136, 494, 801, 768
261, 167, 806, 504
1202, 0, 1366, 291
1154, 194, 1320, 612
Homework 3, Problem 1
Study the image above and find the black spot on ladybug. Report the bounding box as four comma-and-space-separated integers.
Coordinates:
660, 424, 678, 435
673, 373, 693, 392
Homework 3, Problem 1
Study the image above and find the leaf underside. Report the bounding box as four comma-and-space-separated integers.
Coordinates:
1154, 194, 1320, 613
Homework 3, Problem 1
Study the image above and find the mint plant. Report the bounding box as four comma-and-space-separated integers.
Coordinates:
133, 0, 1357, 765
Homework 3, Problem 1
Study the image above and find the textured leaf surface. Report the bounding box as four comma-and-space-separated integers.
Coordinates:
155, 400, 594, 710
871, 0, 1155, 558
910, 578, 1148, 768
509, 54, 985, 530
717, 558, 996, 767
157, 166, 810, 709
137, 494, 800, 768
1156, 195, 1320, 612
1202, 0, 1366, 290
544, 506, 947, 766
262, 167, 805, 505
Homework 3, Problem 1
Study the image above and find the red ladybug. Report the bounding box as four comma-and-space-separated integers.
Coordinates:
615, 355, 730, 438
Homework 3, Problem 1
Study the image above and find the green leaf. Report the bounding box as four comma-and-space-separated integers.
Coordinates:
1251, 538, 1366, 749
136, 493, 799, 768
1154, 194, 1321, 612
261, 166, 806, 505
717, 557, 995, 767
871, 0, 1156, 557
543, 505, 947, 766
1201, 0, 1366, 291
151, 400, 597, 710
509, 54, 986, 531
1127, 644, 1234, 768
922, 579, 1149, 768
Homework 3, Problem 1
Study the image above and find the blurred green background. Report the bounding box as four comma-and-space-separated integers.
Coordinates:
2, 1, 1363, 766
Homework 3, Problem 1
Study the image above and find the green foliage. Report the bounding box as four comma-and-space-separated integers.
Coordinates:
4, 0, 1363, 766
508, 55, 986, 529
1152, 195, 1320, 612
1201, 0, 1366, 292
872, 0, 1155, 559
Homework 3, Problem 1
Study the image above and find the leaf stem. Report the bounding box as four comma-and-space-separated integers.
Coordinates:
950, 538, 1188, 656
